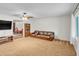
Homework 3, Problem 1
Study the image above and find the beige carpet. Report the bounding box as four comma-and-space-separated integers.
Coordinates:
0, 37, 76, 56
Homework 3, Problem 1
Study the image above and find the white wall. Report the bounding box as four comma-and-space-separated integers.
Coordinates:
29, 16, 71, 41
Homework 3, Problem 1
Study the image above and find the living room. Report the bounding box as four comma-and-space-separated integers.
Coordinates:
0, 3, 79, 56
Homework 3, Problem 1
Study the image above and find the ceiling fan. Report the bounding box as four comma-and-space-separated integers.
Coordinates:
13, 12, 33, 20
22, 12, 33, 19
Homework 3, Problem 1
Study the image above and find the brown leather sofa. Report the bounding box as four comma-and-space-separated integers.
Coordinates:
31, 30, 55, 41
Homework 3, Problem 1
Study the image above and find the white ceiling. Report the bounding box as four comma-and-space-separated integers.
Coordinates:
0, 3, 77, 18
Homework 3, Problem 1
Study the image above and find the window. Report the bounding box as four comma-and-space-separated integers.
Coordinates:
76, 16, 79, 37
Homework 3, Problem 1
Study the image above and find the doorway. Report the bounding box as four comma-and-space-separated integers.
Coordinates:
13, 21, 23, 39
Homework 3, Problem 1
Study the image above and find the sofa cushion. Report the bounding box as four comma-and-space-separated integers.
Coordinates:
48, 33, 51, 35
37, 35, 50, 38
39, 32, 43, 35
